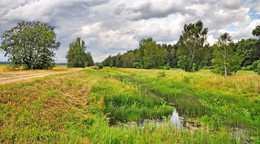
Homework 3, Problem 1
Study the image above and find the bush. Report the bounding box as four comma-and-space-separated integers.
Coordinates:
157, 71, 166, 78
161, 63, 171, 70
132, 62, 142, 69
98, 64, 103, 69
252, 60, 260, 74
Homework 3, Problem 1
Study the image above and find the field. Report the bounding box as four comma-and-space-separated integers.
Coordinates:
0, 67, 259, 143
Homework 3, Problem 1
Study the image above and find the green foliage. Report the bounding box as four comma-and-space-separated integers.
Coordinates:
177, 20, 208, 72
98, 64, 103, 69
212, 33, 243, 76
132, 62, 141, 69
235, 38, 260, 67
0, 21, 60, 70
66, 37, 94, 67
251, 60, 260, 74
89, 79, 172, 123
123, 51, 136, 68
102, 38, 172, 69
110, 69, 259, 136
252, 25, 260, 38
157, 71, 166, 78
161, 63, 171, 70
115, 54, 124, 67
162, 44, 179, 68
143, 39, 166, 69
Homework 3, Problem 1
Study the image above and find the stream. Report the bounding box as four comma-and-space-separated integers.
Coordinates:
113, 107, 254, 143
138, 108, 200, 130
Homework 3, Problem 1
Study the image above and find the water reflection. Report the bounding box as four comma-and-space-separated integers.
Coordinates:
170, 109, 183, 129
139, 108, 183, 129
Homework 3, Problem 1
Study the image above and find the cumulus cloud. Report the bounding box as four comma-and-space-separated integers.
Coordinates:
0, 0, 259, 62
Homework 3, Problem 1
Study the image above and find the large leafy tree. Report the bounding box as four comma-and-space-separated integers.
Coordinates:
123, 51, 136, 68
161, 44, 178, 68
115, 53, 124, 67
66, 37, 94, 67
212, 33, 242, 77
143, 40, 166, 69
177, 20, 208, 72
0, 21, 60, 69
137, 38, 153, 68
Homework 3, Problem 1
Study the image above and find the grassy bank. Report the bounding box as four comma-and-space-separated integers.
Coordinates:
0, 67, 258, 143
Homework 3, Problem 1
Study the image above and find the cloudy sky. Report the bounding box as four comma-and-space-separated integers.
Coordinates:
0, 0, 259, 62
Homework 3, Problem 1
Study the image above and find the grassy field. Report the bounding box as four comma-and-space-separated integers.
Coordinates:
0, 67, 259, 143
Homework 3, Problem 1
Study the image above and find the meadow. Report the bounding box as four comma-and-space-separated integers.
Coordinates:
0, 67, 259, 143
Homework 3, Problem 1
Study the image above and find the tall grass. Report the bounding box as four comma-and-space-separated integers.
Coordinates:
88, 77, 173, 123
109, 68, 259, 141
0, 69, 95, 143
0, 67, 258, 143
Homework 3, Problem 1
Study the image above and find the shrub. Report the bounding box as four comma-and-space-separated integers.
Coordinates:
98, 64, 103, 69
157, 71, 166, 78
162, 63, 171, 70
252, 60, 260, 74
132, 62, 142, 69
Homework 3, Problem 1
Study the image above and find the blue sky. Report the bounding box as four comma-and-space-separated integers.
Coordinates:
0, 0, 259, 62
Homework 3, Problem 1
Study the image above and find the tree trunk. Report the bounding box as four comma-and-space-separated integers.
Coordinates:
224, 47, 227, 77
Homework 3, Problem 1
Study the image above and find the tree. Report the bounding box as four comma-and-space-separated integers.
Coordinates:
177, 20, 208, 72
143, 40, 166, 69
66, 37, 94, 67
115, 53, 124, 67
85, 52, 94, 66
123, 51, 136, 68
137, 38, 153, 68
161, 44, 178, 68
0, 21, 60, 69
236, 38, 260, 67
252, 25, 260, 38
212, 33, 242, 77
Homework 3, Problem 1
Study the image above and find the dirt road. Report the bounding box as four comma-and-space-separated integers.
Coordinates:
0, 68, 84, 84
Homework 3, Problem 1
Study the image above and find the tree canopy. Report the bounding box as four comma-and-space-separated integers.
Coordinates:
252, 25, 260, 38
66, 37, 94, 67
0, 21, 60, 69
212, 33, 242, 76
177, 20, 208, 72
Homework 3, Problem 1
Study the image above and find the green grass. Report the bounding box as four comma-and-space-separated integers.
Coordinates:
0, 67, 259, 143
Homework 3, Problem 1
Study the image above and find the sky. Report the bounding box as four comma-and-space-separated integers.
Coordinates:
0, 0, 259, 62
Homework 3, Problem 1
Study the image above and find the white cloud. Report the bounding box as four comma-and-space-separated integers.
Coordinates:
221, 0, 241, 9
0, 0, 259, 62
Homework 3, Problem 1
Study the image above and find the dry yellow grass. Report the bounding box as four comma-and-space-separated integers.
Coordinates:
120, 68, 260, 95
0, 69, 97, 143
0, 65, 9, 72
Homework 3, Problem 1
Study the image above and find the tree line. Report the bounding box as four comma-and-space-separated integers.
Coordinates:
102, 20, 260, 76
0, 20, 259, 75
